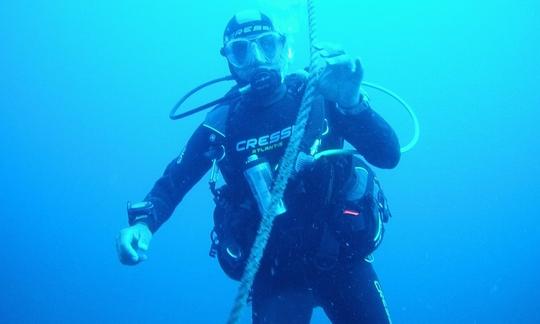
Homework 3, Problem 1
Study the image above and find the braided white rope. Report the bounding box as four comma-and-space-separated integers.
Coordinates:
226, 1, 321, 323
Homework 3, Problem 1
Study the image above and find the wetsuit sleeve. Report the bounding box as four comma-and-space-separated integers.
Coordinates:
328, 99, 401, 169
135, 125, 218, 233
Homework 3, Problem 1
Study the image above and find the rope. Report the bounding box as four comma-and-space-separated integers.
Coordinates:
226, 1, 321, 323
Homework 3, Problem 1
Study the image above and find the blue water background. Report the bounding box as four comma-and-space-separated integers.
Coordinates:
1, 0, 539, 323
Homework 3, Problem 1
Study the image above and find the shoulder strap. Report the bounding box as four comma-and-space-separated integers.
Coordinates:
285, 70, 309, 99
203, 103, 231, 138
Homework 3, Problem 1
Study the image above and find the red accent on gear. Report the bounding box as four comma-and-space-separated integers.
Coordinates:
343, 209, 360, 216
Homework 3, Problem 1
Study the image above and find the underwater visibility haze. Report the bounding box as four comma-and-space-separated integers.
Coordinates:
1, 0, 539, 323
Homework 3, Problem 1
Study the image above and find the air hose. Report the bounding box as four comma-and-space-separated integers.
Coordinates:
226, 1, 322, 323
169, 76, 245, 120
362, 82, 420, 153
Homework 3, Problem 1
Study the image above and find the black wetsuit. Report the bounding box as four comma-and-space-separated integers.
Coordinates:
135, 76, 400, 323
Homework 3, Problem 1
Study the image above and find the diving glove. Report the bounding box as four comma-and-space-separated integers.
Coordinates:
116, 223, 152, 265
314, 43, 365, 110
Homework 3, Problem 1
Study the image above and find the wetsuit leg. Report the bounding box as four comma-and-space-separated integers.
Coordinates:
315, 259, 392, 324
251, 272, 315, 324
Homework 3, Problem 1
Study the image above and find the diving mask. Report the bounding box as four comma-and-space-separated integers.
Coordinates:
221, 31, 286, 69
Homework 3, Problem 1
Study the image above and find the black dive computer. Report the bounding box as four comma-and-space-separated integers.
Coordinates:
127, 201, 155, 225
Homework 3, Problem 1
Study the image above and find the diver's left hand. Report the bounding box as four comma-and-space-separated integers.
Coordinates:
315, 44, 364, 108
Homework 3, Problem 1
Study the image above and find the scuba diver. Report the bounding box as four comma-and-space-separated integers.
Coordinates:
116, 10, 400, 324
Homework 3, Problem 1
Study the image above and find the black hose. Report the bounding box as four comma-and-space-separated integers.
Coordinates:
169, 75, 240, 120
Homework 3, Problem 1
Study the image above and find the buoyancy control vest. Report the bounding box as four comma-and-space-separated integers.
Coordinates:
206, 72, 392, 280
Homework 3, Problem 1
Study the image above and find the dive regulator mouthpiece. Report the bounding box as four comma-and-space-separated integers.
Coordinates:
249, 68, 281, 96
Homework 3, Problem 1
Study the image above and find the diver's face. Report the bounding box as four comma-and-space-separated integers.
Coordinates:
222, 32, 288, 83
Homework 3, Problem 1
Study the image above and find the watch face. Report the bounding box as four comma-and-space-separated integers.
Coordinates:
128, 201, 154, 218
130, 201, 151, 209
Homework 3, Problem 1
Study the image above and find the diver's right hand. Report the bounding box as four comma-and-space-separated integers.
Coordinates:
116, 223, 152, 265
